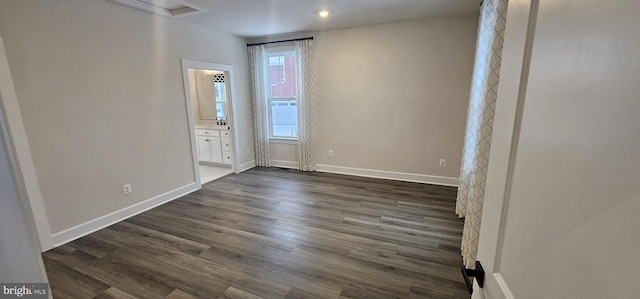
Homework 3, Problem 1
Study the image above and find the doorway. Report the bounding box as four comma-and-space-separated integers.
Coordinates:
181, 60, 241, 185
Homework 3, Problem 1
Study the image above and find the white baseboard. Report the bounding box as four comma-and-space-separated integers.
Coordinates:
270, 159, 299, 169
494, 273, 515, 299
315, 164, 459, 187
50, 182, 199, 248
199, 161, 232, 168
238, 160, 256, 173
237, 159, 458, 186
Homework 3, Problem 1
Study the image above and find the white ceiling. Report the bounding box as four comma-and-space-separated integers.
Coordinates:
173, 0, 481, 37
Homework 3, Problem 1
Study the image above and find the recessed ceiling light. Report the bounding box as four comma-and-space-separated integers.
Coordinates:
318, 10, 331, 18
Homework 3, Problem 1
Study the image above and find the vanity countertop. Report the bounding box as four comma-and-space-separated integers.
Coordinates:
195, 125, 230, 130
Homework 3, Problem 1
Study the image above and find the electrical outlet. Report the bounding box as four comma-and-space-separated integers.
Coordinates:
439, 159, 446, 167
328, 150, 334, 157
123, 184, 132, 195
246, 147, 250, 154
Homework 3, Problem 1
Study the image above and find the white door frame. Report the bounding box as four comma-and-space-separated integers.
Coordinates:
473, 1, 538, 298
0, 92, 50, 284
0, 36, 54, 251
180, 59, 241, 187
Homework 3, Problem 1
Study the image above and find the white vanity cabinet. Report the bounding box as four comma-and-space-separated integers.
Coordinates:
195, 129, 222, 163
195, 128, 231, 165
220, 130, 232, 165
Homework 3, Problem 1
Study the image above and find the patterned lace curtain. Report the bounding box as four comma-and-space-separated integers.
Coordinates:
294, 40, 316, 171
248, 45, 271, 167
456, 0, 508, 268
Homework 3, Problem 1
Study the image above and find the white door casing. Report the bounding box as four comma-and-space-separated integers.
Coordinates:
474, 0, 640, 298
0, 36, 54, 251
0, 36, 50, 283
0, 92, 50, 285
472, 1, 537, 297
181, 59, 241, 186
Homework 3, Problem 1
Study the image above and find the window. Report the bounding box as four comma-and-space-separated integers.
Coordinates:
213, 73, 226, 119
268, 51, 298, 139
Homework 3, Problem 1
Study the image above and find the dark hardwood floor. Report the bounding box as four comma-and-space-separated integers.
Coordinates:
43, 167, 468, 298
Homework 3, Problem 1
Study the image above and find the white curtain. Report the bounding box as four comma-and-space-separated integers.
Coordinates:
294, 39, 316, 171
456, 0, 508, 268
248, 45, 271, 167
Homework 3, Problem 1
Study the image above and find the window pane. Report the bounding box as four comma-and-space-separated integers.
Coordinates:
214, 82, 225, 102
268, 56, 279, 64
269, 67, 283, 86
268, 53, 296, 97
216, 102, 225, 119
271, 100, 298, 138
269, 56, 284, 87
270, 83, 282, 97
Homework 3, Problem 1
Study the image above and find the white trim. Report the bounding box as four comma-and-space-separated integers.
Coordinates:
0, 84, 50, 282
270, 159, 299, 169
181, 62, 202, 188
473, 2, 538, 297
51, 182, 199, 247
265, 45, 296, 53
0, 37, 54, 251
238, 160, 256, 173
494, 0, 539, 273
269, 138, 298, 145
243, 161, 459, 186
315, 164, 459, 187
494, 273, 516, 299
198, 161, 232, 168
181, 60, 241, 187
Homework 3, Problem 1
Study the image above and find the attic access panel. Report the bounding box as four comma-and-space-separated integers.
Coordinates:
107, 0, 208, 17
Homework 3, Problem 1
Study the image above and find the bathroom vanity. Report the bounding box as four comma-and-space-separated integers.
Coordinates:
195, 126, 232, 165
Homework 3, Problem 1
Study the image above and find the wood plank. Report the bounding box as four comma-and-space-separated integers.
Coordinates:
166, 289, 198, 299
94, 287, 138, 299
66, 236, 118, 258
230, 273, 292, 299
41, 167, 468, 299
198, 245, 343, 298
109, 221, 210, 255
42, 256, 110, 298
220, 287, 264, 299
44, 249, 173, 298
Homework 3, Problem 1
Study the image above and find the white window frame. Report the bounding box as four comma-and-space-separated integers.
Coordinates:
266, 49, 298, 141
214, 81, 226, 119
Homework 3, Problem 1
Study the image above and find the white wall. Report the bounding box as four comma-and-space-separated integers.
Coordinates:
475, 0, 640, 298
255, 15, 478, 183
0, 0, 253, 244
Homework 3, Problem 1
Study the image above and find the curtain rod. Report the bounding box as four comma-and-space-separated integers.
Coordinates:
247, 37, 313, 47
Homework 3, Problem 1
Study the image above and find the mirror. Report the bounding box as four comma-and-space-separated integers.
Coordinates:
182, 59, 239, 182
190, 69, 229, 120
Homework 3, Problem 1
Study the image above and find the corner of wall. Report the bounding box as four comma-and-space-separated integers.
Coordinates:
0, 36, 54, 251
238, 160, 256, 173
